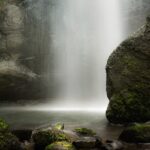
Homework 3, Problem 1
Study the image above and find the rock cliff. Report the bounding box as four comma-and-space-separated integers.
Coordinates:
0, 0, 46, 101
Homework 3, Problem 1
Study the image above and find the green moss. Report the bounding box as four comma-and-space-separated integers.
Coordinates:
0, 0, 4, 3
45, 141, 76, 150
124, 55, 137, 68
121, 55, 140, 76
32, 129, 70, 150
0, 132, 20, 150
0, 118, 9, 133
0, 0, 5, 7
106, 19, 150, 124
106, 89, 150, 123
74, 128, 96, 136
106, 93, 126, 123
53, 122, 64, 130
119, 124, 150, 143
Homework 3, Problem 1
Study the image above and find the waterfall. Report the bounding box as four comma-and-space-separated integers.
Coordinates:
24, 0, 123, 110
48, 0, 123, 110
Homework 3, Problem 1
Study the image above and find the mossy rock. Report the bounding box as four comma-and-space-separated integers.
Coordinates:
32, 129, 70, 150
119, 124, 150, 143
0, 132, 21, 150
0, 119, 21, 150
73, 137, 98, 148
106, 16, 150, 124
0, 118, 9, 133
106, 89, 150, 124
53, 123, 64, 130
74, 128, 96, 136
45, 141, 76, 150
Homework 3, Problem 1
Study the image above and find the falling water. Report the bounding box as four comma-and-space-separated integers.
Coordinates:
22, 0, 150, 110
23, 0, 123, 110
47, 0, 122, 110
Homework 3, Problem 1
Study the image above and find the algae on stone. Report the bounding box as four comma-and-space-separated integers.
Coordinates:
0, 119, 21, 150
53, 123, 64, 130
45, 141, 76, 150
0, 132, 21, 150
32, 129, 70, 150
74, 128, 96, 136
119, 124, 150, 143
106, 16, 150, 124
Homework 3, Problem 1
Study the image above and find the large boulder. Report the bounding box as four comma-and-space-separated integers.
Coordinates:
106, 16, 150, 124
119, 123, 150, 143
32, 129, 70, 150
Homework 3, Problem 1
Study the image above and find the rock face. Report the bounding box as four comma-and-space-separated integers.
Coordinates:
0, 60, 37, 100
106, 17, 150, 124
0, 0, 24, 57
0, 0, 48, 101
119, 123, 150, 143
0, 118, 22, 150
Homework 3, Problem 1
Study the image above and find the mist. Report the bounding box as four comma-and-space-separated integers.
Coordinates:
12, 0, 149, 111
46, 0, 121, 109
23, 0, 123, 110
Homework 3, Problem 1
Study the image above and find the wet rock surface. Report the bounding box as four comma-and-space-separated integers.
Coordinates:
1, 119, 150, 150
101, 140, 124, 150
45, 141, 76, 150
32, 127, 72, 150
0, 0, 50, 101
0, 1, 24, 55
0, 59, 50, 101
74, 128, 96, 136
11, 129, 32, 142
73, 137, 98, 148
0, 119, 22, 150
106, 16, 150, 124
119, 123, 150, 143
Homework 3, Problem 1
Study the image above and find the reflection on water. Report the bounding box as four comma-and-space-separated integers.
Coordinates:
0, 110, 124, 140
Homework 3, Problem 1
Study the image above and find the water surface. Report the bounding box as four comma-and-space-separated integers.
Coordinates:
0, 110, 124, 140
